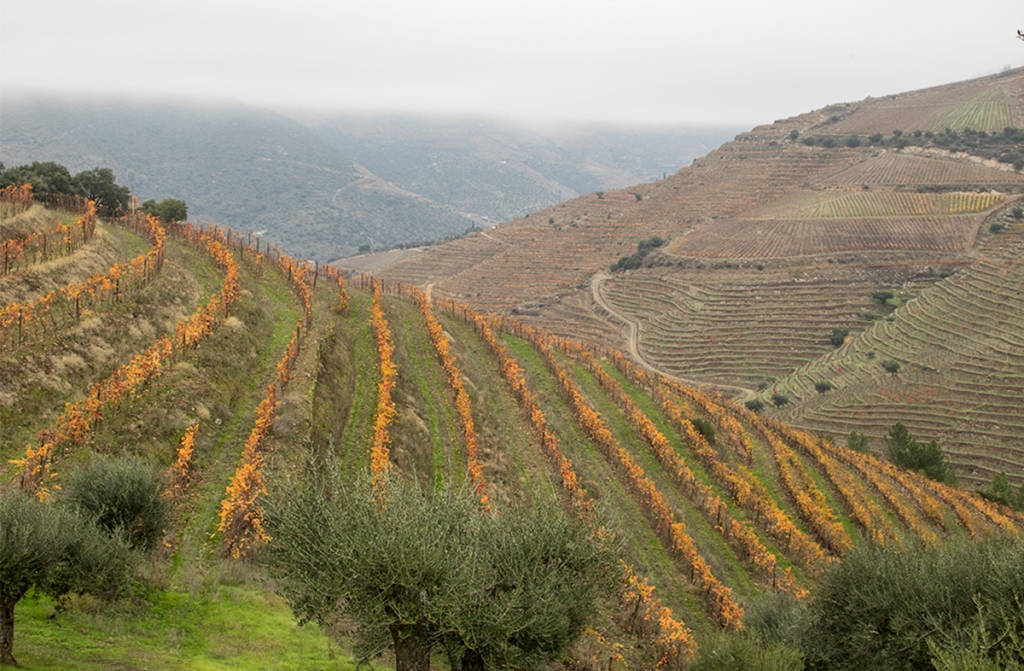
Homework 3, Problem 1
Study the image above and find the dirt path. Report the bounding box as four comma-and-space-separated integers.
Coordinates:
590, 272, 756, 401
477, 230, 511, 246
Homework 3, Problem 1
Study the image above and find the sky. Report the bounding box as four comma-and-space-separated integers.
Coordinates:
1, 0, 1022, 126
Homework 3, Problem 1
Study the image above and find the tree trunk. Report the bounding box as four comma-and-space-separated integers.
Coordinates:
390, 622, 431, 671
460, 649, 485, 671
1, 595, 16, 667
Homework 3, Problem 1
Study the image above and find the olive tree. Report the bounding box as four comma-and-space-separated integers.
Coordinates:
63, 454, 170, 552
0, 488, 131, 665
264, 470, 617, 671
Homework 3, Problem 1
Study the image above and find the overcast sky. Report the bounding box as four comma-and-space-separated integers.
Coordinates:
1, 0, 1022, 126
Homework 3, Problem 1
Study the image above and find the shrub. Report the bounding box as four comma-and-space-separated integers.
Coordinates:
871, 290, 894, 304
885, 423, 957, 485
847, 431, 870, 452
799, 536, 1024, 671
745, 399, 765, 413
881, 359, 901, 376
63, 455, 170, 553
771, 393, 790, 408
844, 136, 862, 148
830, 328, 850, 348
789, 130, 800, 140
814, 381, 833, 395
821, 137, 837, 148
869, 133, 884, 145
978, 472, 1024, 512
1013, 207, 1024, 221
692, 631, 803, 671
634, 193, 643, 201
802, 137, 816, 146
990, 222, 1006, 234
692, 416, 717, 443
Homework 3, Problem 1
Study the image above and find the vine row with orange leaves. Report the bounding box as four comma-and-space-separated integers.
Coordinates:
413, 288, 488, 507
218, 384, 278, 559
438, 299, 697, 667
605, 350, 757, 466
598, 350, 829, 570
1, 212, 166, 352
370, 280, 396, 486
810, 425, 1019, 537
0, 183, 34, 217
16, 228, 238, 497
774, 421, 937, 545
654, 392, 831, 569
166, 423, 199, 500
217, 240, 317, 557
2, 198, 97, 275
504, 319, 743, 630
758, 421, 856, 553
568, 348, 804, 595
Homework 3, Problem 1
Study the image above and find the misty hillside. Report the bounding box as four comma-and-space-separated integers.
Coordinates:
0, 95, 740, 261
303, 113, 738, 223
0, 96, 473, 261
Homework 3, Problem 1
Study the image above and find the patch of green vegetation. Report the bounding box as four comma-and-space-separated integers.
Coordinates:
13, 586, 363, 670
383, 295, 461, 489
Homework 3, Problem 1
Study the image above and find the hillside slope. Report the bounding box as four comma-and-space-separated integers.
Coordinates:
3, 192, 1020, 667
0, 96, 477, 261
375, 67, 1024, 487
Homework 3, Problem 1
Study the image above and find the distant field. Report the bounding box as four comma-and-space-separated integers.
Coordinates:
934, 88, 1015, 133
749, 190, 1004, 219
673, 215, 978, 258
819, 152, 1024, 187
818, 76, 1022, 135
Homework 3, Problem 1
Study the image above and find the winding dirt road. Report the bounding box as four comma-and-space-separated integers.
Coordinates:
590, 272, 756, 401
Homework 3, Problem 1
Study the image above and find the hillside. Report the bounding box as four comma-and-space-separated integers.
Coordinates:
2, 189, 1021, 668
304, 113, 738, 224
374, 67, 1024, 489
0, 96, 738, 263
0, 96, 473, 262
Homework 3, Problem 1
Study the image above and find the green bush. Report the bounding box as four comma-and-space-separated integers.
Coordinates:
885, 423, 957, 485
63, 455, 170, 553
830, 328, 850, 348
693, 631, 803, 671
814, 381, 833, 394
745, 399, 765, 413
846, 431, 870, 452
800, 535, 1024, 671
692, 416, 717, 443
771, 393, 790, 408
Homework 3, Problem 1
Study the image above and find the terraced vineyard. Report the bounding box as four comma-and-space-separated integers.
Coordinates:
674, 214, 980, 258
600, 266, 942, 387
367, 68, 1024, 506
762, 231, 1024, 490
6, 192, 1022, 668
818, 73, 1024, 135
818, 151, 1024, 187
749, 190, 1004, 219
